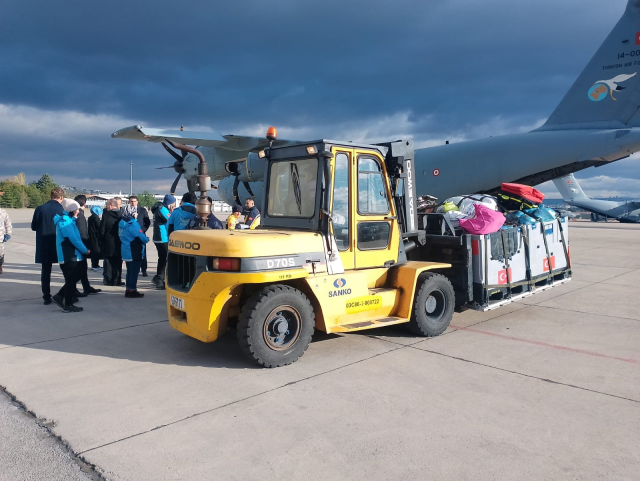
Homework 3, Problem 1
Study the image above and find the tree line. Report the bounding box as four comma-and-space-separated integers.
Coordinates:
0, 173, 159, 209
0, 173, 59, 208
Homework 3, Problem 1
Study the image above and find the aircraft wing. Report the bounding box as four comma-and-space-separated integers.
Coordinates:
617, 201, 640, 212
111, 125, 293, 152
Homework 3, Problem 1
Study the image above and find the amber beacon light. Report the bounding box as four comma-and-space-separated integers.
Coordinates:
266, 126, 278, 140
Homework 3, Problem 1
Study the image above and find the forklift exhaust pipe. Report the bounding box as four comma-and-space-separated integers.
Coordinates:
166, 140, 211, 228
403, 239, 417, 253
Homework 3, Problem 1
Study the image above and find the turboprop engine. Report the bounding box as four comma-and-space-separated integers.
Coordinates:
217, 151, 266, 206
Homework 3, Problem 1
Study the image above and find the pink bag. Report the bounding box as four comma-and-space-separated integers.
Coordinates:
459, 204, 505, 235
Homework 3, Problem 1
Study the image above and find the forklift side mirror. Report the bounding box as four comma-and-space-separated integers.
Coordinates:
395, 178, 404, 197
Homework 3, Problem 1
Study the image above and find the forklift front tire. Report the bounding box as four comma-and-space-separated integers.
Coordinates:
408, 273, 455, 337
237, 285, 315, 368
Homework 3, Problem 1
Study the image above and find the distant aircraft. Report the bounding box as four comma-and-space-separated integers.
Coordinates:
113, 0, 640, 208
552, 173, 640, 223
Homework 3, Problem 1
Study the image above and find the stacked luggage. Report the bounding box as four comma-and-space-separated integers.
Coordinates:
418, 183, 572, 310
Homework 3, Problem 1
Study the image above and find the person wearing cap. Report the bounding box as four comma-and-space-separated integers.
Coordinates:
51, 199, 89, 313
88, 205, 103, 270
99, 199, 124, 286
118, 206, 149, 298
151, 194, 175, 289
0, 204, 12, 275
31, 187, 65, 305
167, 192, 198, 234
227, 204, 244, 230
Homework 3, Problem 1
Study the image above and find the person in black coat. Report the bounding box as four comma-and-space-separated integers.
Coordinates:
73, 195, 101, 296
128, 196, 151, 276
99, 198, 123, 286
31, 187, 64, 305
88, 206, 103, 269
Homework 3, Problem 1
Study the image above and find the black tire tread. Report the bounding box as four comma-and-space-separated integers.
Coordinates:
408, 273, 455, 337
237, 285, 315, 368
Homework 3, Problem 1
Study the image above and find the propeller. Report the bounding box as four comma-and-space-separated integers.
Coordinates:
161, 141, 187, 195
170, 172, 183, 195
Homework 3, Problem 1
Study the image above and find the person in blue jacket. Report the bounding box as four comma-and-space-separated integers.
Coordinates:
243, 198, 261, 229
150, 194, 175, 289
167, 192, 197, 234
119, 206, 149, 298
51, 199, 89, 313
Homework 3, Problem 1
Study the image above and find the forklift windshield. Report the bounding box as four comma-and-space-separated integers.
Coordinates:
267, 158, 318, 218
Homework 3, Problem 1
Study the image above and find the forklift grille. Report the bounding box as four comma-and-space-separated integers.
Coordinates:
167, 253, 198, 292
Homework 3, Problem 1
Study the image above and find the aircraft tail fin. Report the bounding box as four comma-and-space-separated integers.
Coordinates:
552, 174, 589, 202
539, 0, 640, 130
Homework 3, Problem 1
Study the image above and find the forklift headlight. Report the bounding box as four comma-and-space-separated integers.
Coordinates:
208, 257, 241, 271
306, 146, 317, 154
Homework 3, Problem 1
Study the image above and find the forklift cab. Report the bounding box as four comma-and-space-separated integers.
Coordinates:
260, 141, 403, 272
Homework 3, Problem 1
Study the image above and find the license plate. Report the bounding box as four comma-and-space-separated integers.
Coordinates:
170, 295, 185, 311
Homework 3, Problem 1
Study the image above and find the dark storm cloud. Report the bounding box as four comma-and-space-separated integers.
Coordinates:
0, 0, 637, 195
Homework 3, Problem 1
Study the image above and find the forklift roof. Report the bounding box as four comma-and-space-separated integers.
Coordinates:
268, 140, 389, 159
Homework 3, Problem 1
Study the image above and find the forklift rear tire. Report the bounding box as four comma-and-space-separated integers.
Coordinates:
237, 285, 315, 368
408, 273, 455, 337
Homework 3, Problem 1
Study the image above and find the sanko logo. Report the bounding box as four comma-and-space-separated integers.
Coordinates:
329, 278, 351, 298
169, 240, 201, 251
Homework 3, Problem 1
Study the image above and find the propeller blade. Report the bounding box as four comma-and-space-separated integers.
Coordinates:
170, 172, 183, 195
165, 139, 189, 160
162, 142, 184, 163
155, 166, 176, 170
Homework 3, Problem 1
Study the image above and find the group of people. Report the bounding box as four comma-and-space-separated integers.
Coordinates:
31, 188, 99, 312
97, 195, 150, 288
8, 187, 261, 313
30, 189, 153, 312
227, 197, 260, 230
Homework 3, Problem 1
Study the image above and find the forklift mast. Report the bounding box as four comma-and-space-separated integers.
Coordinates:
376, 139, 418, 237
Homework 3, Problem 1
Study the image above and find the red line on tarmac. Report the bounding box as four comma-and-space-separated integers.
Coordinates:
449, 325, 640, 365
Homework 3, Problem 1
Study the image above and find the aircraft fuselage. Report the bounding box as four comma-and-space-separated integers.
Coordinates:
412, 128, 640, 202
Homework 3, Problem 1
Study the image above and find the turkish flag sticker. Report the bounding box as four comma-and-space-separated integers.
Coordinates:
471, 240, 479, 256
636, 32, 640, 45
497, 268, 512, 285
543, 256, 556, 272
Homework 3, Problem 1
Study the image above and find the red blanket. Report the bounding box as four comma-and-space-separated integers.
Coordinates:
500, 183, 545, 204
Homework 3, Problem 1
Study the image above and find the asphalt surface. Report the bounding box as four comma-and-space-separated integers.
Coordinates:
1, 208, 639, 480
0, 390, 94, 481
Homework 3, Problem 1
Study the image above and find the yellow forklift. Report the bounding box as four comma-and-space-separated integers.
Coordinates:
166, 138, 470, 367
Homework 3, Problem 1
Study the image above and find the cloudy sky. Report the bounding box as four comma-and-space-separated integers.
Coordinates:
1, 0, 638, 199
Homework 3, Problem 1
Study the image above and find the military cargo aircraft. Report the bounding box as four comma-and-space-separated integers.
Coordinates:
553, 173, 640, 222
113, 0, 640, 208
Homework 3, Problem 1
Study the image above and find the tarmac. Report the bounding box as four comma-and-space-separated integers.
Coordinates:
1, 208, 639, 480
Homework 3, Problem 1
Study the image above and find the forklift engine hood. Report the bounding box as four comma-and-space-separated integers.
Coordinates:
168, 228, 326, 259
